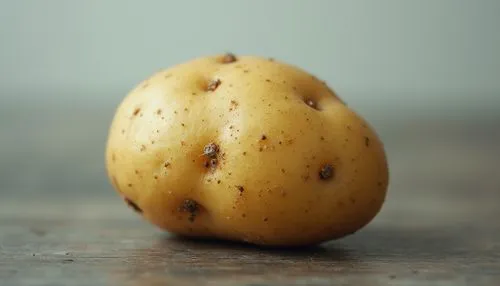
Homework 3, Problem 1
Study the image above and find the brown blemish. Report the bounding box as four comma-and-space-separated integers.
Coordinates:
206, 79, 221, 91
180, 199, 199, 222
280, 168, 286, 173
242, 152, 247, 155
265, 79, 271, 83
241, 213, 246, 218
191, 92, 197, 95
134, 170, 139, 175
203, 142, 219, 158
243, 69, 249, 73
221, 53, 237, 63
261, 135, 267, 140
154, 175, 158, 180
305, 98, 318, 110
121, 129, 125, 134
127, 183, 133, 187
164, 162, 171, 168
217, 180, 221, 184
259, 147, 263, 152
156, 109, 162, 115
236, 185, 244, 194
263, 217, 269, 222
181, 123, 185, 127
140, 145, 146, 152
141, 82, 149, 89
133, 108, 141, 116
180, 141, 187, 146
365, 136, 370, 147
319, 164, 334, 180
111, 153, 116, 162
229, 100, 239, 111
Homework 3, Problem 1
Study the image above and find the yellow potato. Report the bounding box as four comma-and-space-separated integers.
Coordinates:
105, 53, 389, 247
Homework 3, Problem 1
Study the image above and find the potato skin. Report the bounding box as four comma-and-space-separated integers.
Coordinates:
105, 54, 389, 247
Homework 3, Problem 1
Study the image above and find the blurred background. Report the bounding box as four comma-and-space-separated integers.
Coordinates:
1, 0, 499, 205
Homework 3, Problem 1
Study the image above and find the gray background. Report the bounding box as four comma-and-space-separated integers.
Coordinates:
0, 0, 499, 199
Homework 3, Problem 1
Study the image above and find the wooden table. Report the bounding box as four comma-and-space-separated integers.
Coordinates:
1, 116, 499, 286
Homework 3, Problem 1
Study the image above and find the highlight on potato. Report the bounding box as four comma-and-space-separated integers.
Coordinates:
105, 52, 389, 247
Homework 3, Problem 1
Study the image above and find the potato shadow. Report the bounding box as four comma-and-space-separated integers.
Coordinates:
108, 223, 492, 285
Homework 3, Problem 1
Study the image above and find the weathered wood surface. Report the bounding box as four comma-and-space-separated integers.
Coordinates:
1, 121, 499, 286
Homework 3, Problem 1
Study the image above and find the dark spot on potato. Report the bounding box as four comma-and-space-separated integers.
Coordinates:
365, 136, 370, 147
320, 136, 325, 141
242, 151, 247, 156
134, 169, 139, 175
236, 185, 244, 194
121, 129, 125, 134
181, 123, 185, 127
241, 213, 246, 218
377, 181, 383, 187
111, 153, 116, 162
151, 140, 155, 144
140, 145, 146, 152
133, 108, 141, 116
156, 109, 162, 115
261, 135, 267, 140
305, 98, 318, 110
180, 141, 187, 146
192, 92, 197, 95
221, 53, 237, 63
243, 69, 249, 73
259, 147, 263, 152
207, 79, 221, 91
229, 100, 239, 111
217, 180, 221, 184
124, 197, 142, 213
265, 79, 271, 83
346, 125, 352, 131
203, 142, 219, 158
154, 175, 158, 180
280, 168, 285, 173
263, 217, 269, 222
180, 199, 199, 222
209, 158, 218, 168
141, 82, 149, 89
127, 183, 133, 187
319, 164, 334, 180
164, 162, 171, 168
278, 141, 282, 145
350, 197, 356, 204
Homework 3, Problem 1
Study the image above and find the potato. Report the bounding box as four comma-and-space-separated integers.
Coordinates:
105, 53, 389, 247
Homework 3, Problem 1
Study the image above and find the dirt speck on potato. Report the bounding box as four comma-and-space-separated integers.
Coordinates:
221, 53, 237, 63
133, 108, 141, 116
319, 164, 334, 180
364, 136, 370, 147
207, 79, 221, 91
236, 185, 244, 194
203, 143, 219, 158
180, 199, 199, 222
